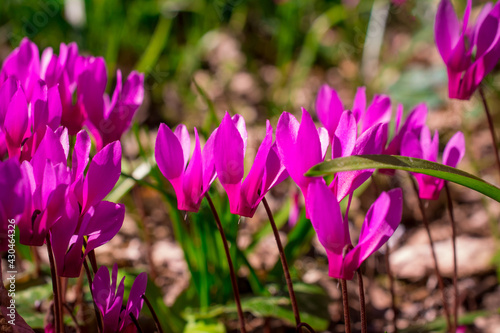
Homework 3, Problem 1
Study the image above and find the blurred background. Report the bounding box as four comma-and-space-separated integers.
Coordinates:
2, 0, 500, 332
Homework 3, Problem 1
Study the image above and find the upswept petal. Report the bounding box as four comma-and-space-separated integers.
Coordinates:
443, 132, 465, 168
202, 129, 217, 192
82, 141, 121, 212
306, 179, 349, 279
0, 77, 18, 125
344, 189, 403, 274
435, 0, 461, 61
72, 130, 91, 183
174, 124, 191, 171
84, 201, 125, 255
315, 84, 343, 139
360, 95, 391, 133
214, 112, 245, 185
155, 123, 185, 180
352, 86, 366, 123
120, 272, 147, 330
4, 88, 29, 157
332, 110, 357, 159
182, 128, 204, 211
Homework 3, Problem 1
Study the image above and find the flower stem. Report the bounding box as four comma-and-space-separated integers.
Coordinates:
83, 259, 103, 333
410, 177, 452, 331
385, 244, 398, 333
46, 234, 63, 333
204, 193, 247, 333
341, 278, 351, 333
357, 269, 367, 333
129, 313, 144, 333
479, 86, 500, 179
262, 197, 302, 329
445, 183, 459, 332
142, 295, 164, 333
297, 322, 316, 333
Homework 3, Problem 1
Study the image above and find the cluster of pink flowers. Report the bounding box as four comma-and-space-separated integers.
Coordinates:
0, 38, 146, 332
155, 82, 465, 281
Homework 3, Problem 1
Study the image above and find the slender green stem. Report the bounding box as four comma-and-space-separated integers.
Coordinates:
385, 244, 398, 333
204, 193, 247, 333
445, 183, 459, 332
84, 259, 103, 333
479, 86, 500, 179
357, 269, 367, 333
142, 295, 164, 333
262, 197, 302, 329
341, 278, 351, 333
410, 176, 452, 332
46, 234, 63, 333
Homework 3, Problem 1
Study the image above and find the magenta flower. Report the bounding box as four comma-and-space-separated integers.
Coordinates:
214, 112, 287, 217
307, 179, 403, 280
276, 108, 329, 200
50, 131, 124, 277
330, 110, 388, 201
401, 127, 465, 200
92, 264, 147, 333
84, 66, 145, 151
0, 159, 28, 251
315, 85, 391, 140
435, 0, 500, 100
155, 123, 216, 212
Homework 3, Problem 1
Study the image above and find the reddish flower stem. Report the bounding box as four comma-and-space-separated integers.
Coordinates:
385, 244, 398, 333
142, 294, 164, 333
445, 183, 459, 332
262, 197, 303, 330
357, 269, 367, 333
410, 177, 452, 332
46, 234, 63, 333
479, 86, 500, 179
204, 193, 247, 333
341, 278, 351, 333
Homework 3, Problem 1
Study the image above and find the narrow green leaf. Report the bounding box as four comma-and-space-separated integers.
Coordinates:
306, 155, 500, 202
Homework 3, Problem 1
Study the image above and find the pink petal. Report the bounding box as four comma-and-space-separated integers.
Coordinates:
72, 129, 91, 182
84, 201, 125, 254
83, 141, 121, 212
214, 112, 245, 185
4, 88, 29, 157
174, 124, 191, 171
443, 131, 465, 168
435, 0, 461, 62
182, 128, 204, 212
361, 95, 391, 134
155, 123, 185, 180
333, 110, 357, 159
202, 128, 217, 192
315, 84, 343, 139
344, 188, 403, 273
352, 86, 366, 123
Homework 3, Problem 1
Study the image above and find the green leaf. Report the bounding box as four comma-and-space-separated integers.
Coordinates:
306, 155, 500, 202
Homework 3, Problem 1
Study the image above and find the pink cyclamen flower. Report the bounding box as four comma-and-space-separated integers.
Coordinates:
330, 110, 388, 201
0, 159, 27, 251
214, 112, 287, 217
276, 108, 329, 200
307, 179, 403, 280
315, 85, 391, 141
435, 0, 500, 100
155, 123, 216, 212
92, 264, 147, 333
401, 127, 465, 200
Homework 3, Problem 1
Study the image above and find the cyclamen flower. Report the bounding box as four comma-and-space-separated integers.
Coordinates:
0, 38, 144, 148
307, 179, 403, 280
214, 112, 287, 217
330, 110, 388, 201
315, 84, 391, 141
435, 0, 500, 100
92, 264, 147, 333
155, 123, 216, 212
401, 127, 465, 200
276, 108, 329, 200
